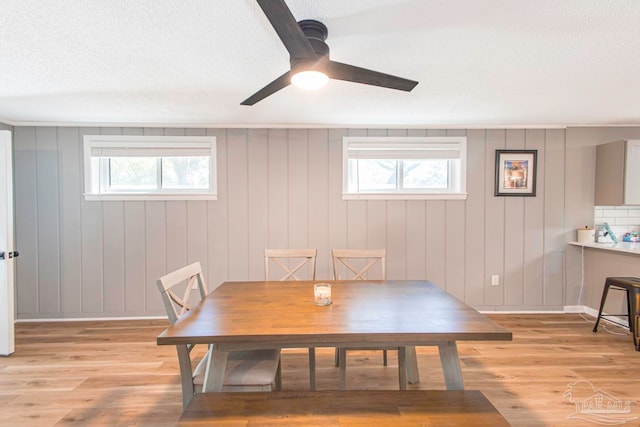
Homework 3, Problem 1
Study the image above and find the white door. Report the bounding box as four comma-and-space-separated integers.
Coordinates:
0, 130, 15, 356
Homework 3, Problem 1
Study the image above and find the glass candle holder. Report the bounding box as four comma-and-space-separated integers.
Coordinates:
314, 283, 332, 306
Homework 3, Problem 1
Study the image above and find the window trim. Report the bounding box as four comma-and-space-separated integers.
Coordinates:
83, 135, 217, 201
342, 136, 467, 200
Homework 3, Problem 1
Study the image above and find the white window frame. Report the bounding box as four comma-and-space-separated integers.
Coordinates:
83, 135, 217, 201
342, 136, 467, 200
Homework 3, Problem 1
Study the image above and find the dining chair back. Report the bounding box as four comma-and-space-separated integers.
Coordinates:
265, 248, 317, 281
332, 249, 386, 280
264, 248, 318, 389
157, 262, 281, 409
330, 249, 419, 388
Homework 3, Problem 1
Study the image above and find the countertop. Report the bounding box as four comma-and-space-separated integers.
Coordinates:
568, 241, 640, 255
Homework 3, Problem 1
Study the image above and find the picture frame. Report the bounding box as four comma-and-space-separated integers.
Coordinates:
495, 150, 537, 196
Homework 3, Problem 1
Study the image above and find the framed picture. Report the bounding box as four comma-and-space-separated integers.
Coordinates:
495, 150, 537, 196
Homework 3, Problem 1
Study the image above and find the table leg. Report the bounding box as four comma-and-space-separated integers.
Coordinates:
405, 346, 420, 384
438, 341, 464, 390
203, 346, 229, 392
308, 348, 316, 390
398, 347, 407, 390
338, 348, 347, 390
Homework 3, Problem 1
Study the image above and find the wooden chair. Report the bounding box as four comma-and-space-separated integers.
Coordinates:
157, 262, 282, 409
265, 248, 317, 281
264, 249, 318, 389
332, 249, 419, 389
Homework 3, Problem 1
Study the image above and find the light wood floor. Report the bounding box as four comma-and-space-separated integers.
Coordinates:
0, 314, 638, 426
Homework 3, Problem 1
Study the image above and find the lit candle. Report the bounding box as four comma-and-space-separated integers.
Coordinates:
314, 283, 332, 306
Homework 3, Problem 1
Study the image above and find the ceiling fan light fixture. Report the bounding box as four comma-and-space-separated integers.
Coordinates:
291, 70, 329, 90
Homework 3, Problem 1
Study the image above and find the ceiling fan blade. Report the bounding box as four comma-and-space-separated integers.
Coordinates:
327, 61, 418, 92
256, 0, 316, 60
241, 71, 291, 105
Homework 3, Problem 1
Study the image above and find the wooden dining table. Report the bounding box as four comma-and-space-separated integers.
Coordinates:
157, 280, 512, 392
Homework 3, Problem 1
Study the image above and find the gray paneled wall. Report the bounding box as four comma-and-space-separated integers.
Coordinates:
13, 126, 572, 319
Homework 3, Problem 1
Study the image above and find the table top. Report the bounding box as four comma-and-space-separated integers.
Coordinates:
157, 280, 512, 347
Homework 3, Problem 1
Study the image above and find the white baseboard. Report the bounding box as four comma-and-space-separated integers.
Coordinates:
16, 316, 167, 323
480, 310, 567, 314
564, 305, 590, 314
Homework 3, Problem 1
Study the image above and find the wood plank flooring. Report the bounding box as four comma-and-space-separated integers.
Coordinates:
0, 314, 639, 426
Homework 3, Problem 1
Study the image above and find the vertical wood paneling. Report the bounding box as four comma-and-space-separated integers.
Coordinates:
405, 201, 426, 279
226, 129, 249, 280
425, 201, 446, 287
13, 127, 39, 316
100, 128, 125, 313
58, 127, 82, 313
145, 200, 166, 311
13, 124, 613, 318
307, 129, 330, 278
124, 201, 146, 312
80, 127, 104, 314
484, 129, 506, 306
503, 129, 526, 307
187, 202, 208, 268
544, 129, 566, 307
288, 129, 309, 249
386, 201, 406, 279
208, 129, 229, 289
445, 200, 466, 299
267, 129, 288, 249
102, 201, 125, 312
347, 201, 367, 248
523, 129, 545, 306
34, 127, 61, 313
247, 129, 269, 280
464, 129, 486, 305
367, 201, 387, 251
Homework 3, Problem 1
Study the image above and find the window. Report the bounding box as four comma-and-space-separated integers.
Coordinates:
343, 136, 467, 200
83, 135, 216, 201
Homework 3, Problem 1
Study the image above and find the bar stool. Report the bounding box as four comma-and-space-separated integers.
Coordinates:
592, 277, 640, 351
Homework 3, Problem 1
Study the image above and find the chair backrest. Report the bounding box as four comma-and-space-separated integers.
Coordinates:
156, 262, 209, 410
332, 249, 386, 280
264, 249, 317, 281
156, 262, 208, 325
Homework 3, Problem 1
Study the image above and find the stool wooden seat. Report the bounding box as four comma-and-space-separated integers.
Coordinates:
593, 277, 640, 351
178, 390, 509, 426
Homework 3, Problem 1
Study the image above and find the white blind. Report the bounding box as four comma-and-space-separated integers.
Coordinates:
346, 138, 464, 160
90, 143, 211, 158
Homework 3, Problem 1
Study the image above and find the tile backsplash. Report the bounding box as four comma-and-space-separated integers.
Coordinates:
594, 206, 640, 240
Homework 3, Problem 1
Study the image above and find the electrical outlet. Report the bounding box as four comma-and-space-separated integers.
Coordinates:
491, 275, 499, 286
192, 281, 199, 290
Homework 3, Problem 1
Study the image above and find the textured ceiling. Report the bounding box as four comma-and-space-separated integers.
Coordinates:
1, 0, 639, 127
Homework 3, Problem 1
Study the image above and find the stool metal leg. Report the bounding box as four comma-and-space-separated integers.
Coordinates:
631, 288, 640, 351
593, 282, 612, 333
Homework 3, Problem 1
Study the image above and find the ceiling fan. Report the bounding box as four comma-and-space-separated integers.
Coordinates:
241, 0, 419, 105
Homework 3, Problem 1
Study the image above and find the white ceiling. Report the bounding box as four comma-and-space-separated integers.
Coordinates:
2, 0, 639, 127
